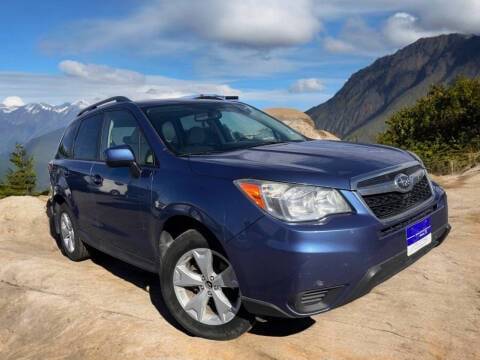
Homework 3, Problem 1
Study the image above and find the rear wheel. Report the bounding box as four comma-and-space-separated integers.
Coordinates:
160, 229, 254, 340
57, 203, 90, 261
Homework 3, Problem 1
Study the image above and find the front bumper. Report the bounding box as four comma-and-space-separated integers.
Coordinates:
226, 184, 449, 318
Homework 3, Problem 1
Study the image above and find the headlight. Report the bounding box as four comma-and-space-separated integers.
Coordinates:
234, 179, 351, 222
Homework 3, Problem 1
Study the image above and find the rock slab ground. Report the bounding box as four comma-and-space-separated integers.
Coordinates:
0, 172, 479, 360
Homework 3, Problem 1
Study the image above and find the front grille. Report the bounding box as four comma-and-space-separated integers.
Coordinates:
362, 175, 432, 219
380, 205, 436, 237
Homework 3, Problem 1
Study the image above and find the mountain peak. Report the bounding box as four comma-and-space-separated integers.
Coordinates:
0, 101, 81, 153
307, 33, 480, 142
71, 99, 90, 108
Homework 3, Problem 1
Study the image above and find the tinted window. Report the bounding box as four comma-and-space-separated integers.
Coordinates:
57, 121, 79, 159
144, 103, 305, 155
101, 110, 154, 166
73, 114, 103, 160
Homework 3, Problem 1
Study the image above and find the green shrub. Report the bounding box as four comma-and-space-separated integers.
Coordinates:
0, 144, 37, 197
377, 77, 480, 174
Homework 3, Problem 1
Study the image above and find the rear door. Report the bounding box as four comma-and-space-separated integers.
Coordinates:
67, 114, 103, 242
90, 109, 155, 259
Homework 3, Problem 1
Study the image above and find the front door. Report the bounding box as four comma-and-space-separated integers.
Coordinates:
90, 109, 155, 259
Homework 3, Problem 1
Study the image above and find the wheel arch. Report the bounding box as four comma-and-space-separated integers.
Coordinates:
159, 215, 227, 261
49, 192, 68, 234
157, 204, 228, 265
52, 193, 66, 206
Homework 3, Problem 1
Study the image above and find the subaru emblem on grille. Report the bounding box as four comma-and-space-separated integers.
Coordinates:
394, 173, 413, 192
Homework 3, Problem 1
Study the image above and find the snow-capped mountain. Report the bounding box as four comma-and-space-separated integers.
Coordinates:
0, 101, 88, 154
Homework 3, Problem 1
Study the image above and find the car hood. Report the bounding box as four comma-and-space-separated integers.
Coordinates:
188, 140, 416, 190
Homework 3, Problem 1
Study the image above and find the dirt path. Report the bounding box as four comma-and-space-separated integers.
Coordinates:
0, 174, 479, 360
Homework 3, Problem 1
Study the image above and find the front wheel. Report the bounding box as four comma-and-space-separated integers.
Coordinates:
160, 229, 254, 340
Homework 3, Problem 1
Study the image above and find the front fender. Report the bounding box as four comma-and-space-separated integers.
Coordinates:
149, 202, 227, 268
158, 202, 225, 242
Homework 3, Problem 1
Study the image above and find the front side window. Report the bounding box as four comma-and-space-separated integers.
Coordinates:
144, 103, 305, 155
101, 110, 154, 166
73, 114, 103, 160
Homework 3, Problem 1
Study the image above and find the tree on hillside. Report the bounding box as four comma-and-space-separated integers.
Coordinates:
377, 76, 480, 173
4, 144, 36, 195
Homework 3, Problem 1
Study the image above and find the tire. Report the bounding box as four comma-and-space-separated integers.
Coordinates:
160, 229, 254, 340
56, 203, 90, 261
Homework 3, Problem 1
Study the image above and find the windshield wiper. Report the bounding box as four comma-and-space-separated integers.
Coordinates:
178, 149, 227, 156
177, 140, 305, 156
245, 139, 305, 149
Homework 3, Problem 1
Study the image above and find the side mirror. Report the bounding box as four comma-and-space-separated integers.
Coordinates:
105, 146, 141, 177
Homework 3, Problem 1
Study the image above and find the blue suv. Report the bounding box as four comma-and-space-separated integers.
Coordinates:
48, 95, 450, 340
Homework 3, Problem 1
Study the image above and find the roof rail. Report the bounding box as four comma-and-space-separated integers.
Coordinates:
188, 94, 239, 101
77, 96, 131, 117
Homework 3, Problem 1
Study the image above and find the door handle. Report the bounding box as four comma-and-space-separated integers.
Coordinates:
91, 174, 103, 185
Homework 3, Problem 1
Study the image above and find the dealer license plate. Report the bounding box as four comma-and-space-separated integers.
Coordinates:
406, 217, 432, 256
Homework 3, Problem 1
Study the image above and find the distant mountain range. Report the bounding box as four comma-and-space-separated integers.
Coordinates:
307, 34, 480, 142
0, 101, 88, 190
0, 100, 87, 154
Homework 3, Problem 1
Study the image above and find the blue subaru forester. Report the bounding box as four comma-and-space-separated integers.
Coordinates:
48, 95, 450, 340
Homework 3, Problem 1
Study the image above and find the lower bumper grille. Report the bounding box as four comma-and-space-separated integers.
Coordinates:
300, 289, 329, 305
362, 175, 432, 219
292, 286, 344, 314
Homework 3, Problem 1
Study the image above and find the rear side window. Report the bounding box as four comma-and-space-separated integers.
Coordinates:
57, 121, 79, 159
73, 114, 103, 160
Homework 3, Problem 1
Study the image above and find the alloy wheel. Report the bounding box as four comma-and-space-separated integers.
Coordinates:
173, 248, 241, 326
60, 212, 75, 253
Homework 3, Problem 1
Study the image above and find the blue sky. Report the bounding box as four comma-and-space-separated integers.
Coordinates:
0, 0, 478, 110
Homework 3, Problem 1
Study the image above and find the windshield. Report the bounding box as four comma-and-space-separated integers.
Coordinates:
143, 102, 306, 155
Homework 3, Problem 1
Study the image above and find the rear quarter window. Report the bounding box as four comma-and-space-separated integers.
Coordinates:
56, 121, 79, 159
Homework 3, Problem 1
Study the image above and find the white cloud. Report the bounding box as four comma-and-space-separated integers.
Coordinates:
320, 0, 480, 55
0, 62, 335, 111
2, 96, 25, 107
193, 46, 304, 78
411, 0, 480, 34
201, 1, 321, 48
383, 13, 444, 48
289, 78, 325, 93
323, 38, 356, 54
40, 1, 322, 78
39, 0, 480, 78
43, 0, 320, 53
59, 60, 145, 84
314, 0, 480, 33
322, 17, 390, 56
0, 61, 240, 105
141, 77, 240, 99
240, 88, 332, 109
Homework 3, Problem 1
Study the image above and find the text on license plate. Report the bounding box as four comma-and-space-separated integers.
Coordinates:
406, 217, 432, 256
